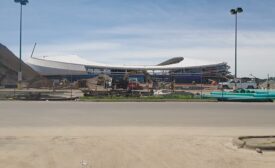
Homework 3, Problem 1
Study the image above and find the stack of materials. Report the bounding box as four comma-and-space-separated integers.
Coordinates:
208, 89, 275, 102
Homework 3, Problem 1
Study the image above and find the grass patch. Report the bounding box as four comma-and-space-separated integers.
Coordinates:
80, 93, 216, 102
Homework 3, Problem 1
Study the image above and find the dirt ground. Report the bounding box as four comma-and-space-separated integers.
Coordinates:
1, 127, 275, 168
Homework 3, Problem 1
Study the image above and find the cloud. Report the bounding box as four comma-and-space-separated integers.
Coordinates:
17, 27, 275, 78
18, 41, 121, 57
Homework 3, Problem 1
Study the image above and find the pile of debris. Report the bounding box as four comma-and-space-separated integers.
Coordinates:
78, 74, 112, 91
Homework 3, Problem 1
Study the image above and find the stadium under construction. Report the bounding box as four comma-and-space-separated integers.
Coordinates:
26, 55, 230, 84
0, 43, 230, 88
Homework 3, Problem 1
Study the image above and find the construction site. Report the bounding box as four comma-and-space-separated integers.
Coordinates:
0, 42, 274, 101
2, 1, 275, 168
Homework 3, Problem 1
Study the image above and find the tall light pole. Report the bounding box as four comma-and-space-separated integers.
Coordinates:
14, 0, 29, 88
230, 7, 243, 81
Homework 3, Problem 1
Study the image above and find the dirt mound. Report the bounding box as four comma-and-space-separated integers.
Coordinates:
0, 43, 50, 88
83, 74, 112, 90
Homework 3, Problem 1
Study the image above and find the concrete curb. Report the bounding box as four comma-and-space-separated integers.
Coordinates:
233, 136, 275, 150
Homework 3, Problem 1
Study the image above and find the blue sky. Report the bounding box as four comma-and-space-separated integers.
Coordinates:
1, 0, 275, 77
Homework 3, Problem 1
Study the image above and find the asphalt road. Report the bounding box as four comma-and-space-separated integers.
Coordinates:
0, 101, 274, 127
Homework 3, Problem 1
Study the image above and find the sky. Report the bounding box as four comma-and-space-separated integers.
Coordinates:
1, 0, 275, 78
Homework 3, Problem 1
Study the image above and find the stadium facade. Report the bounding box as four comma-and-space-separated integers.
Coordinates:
26, 55, 230, 84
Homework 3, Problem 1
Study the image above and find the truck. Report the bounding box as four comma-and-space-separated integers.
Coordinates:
218, 79, 257, 89
127, 78, 143, 90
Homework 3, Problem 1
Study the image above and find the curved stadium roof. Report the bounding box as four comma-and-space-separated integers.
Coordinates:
26, 55, 226, 71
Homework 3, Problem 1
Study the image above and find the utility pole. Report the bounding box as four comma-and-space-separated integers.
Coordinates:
14, 0, 29, 88
230, 7, 243, 87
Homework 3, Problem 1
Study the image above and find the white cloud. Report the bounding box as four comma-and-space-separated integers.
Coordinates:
17, 28, 275, 78
17, 41, 121, 58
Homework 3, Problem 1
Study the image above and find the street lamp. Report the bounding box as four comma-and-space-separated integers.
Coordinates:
14, 0, 29, 88
230, 7, 243, 81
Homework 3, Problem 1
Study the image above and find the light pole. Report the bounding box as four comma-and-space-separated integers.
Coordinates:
230, 7, 243, 82
14, 0, 29, 88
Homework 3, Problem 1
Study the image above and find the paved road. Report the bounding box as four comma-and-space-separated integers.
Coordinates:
0, 101, 274, 127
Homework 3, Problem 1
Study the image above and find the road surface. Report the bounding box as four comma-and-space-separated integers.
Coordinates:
0, 101, 275, 168
0, 101, 274, 127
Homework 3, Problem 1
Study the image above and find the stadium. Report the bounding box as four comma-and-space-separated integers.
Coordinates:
26, 55, 230, 84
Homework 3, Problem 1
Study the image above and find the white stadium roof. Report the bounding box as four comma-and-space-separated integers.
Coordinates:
26, 55, 224, 70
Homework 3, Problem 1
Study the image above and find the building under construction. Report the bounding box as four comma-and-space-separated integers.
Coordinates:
26, 54, 230, 84
0, 43, 230, 88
